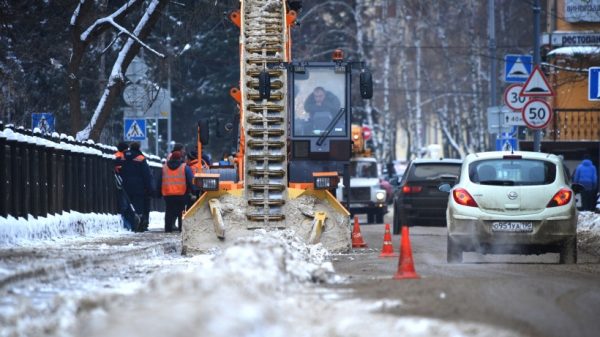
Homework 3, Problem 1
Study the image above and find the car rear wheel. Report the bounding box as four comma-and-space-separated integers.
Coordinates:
392, 212, 400, 235
559, 237, 577, 264
392, 202, 401, 234
447, 236, 463, 263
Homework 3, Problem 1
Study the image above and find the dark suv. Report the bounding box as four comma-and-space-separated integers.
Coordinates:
393, 158, 462, 234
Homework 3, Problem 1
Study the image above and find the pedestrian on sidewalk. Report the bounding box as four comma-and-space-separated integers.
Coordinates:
158, 150, 193, 232
114, 142, 130, 229
121, 141, 153, 231
573, 154, 598, 211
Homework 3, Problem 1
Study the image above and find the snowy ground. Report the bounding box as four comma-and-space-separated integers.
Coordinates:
1, 211, 600, 337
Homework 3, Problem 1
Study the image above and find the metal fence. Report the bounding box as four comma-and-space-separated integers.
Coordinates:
0, 122, 164, 220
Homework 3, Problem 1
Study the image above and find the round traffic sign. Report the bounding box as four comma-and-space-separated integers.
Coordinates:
362, 125, 372, 140
521, 99, 552, 129
503, 84, 530, 111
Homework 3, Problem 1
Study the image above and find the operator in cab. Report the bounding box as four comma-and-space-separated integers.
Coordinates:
297, 86, 342, 136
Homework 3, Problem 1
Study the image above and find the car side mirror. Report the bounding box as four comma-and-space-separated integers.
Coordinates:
438, 183, 452, 193
571, 183, 584, 194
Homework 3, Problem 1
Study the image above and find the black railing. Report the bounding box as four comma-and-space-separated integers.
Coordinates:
0, 122, 164, 220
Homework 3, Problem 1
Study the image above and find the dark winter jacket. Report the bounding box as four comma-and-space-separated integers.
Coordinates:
157, 159, 194, 200
304, 90, 341, 117
121, 149, 153, 197
574, 159, 598, 191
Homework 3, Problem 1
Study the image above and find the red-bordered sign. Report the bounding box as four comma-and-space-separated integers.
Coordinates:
503, 84, 530, 110
521, 99, 553, 129
519, 65, 555, 97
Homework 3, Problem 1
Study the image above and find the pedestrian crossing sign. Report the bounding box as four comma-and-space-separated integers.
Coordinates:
31, 112, 55, 134
504, 54, 533, 83
124, 118, 146, 141
495, 137, 517, 151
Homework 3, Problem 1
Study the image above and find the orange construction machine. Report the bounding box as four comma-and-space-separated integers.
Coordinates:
182, 0, 372, 254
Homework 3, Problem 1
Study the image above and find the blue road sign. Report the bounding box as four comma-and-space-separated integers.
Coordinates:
124, 118, 146, 141
589, 67, 600, 101
495, 137, 518, 151
504, 55, 533, 83
31, 113, 55, 134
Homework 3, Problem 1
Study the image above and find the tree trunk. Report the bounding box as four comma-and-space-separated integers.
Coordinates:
77, 0, 168, 141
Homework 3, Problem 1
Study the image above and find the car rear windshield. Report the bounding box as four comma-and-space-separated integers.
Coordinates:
469, 159, 556, 186
407, 163, 461, 181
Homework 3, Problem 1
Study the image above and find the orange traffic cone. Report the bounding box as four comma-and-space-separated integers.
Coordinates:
393, 225, 420, 279
379, 223, 397, 258
351, 215, 367, 248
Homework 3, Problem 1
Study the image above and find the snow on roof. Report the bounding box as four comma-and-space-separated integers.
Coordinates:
547, 46, 600, 57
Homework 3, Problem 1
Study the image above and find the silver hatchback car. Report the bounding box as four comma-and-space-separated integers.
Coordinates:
444, 151, 581, 264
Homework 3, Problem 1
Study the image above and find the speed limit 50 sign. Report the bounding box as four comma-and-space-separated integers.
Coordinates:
504, 84, 530, 110
521, 99, 552, 129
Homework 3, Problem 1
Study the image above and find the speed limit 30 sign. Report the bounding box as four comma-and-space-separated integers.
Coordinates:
504, 84, 530, 111
521, 99, 552, 129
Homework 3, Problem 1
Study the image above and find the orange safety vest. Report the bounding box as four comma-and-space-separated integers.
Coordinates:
161, 164, 187, 196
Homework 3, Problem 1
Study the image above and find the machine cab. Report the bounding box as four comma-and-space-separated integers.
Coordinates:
287, 62, 353, 183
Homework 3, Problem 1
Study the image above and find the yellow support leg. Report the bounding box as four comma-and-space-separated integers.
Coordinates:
208, 198, 226, 240
309, 211, 327, 244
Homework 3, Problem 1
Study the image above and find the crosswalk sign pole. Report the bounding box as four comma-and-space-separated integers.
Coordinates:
532, 0, 541, 152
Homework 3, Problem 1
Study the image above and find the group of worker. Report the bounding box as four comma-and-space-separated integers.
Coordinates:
114, 142, 223, 233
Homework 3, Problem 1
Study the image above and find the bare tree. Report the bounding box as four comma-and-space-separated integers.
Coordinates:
68, 0, 168, 141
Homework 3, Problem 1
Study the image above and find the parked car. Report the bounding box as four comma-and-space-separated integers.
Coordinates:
443, 151, 581, 264
393, 158, 462, 234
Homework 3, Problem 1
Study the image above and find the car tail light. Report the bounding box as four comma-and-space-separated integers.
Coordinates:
402, 185, 423, 194
547, 188, 572, 207
453, 188, 478, 207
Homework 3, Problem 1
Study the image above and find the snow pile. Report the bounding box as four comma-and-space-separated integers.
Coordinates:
0, 228, 522, 337
66, 230, 518, 337
577, 211, 600, 256
0, 212, 125, 246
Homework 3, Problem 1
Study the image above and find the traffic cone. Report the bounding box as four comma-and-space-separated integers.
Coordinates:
393, 225, 420, 279
379, 223, 397, 258
351, 215, 367, 248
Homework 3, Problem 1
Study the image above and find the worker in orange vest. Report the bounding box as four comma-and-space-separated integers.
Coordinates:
186, 150, 201, 175
121, 141, 153, 232
114, 141, 129, 174
159, 150, 193, 232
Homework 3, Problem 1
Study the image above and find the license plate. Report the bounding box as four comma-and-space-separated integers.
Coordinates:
491, 222, 533, 232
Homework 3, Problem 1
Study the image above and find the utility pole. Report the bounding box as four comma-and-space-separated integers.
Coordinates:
533, 0, 542, 152
488, 0, 498, 150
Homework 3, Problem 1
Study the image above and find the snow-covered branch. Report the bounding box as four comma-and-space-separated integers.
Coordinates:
70, 0, 85, 26
79, 0, 164, 58
76, 0, 166, 141
80, 0, 139, 41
